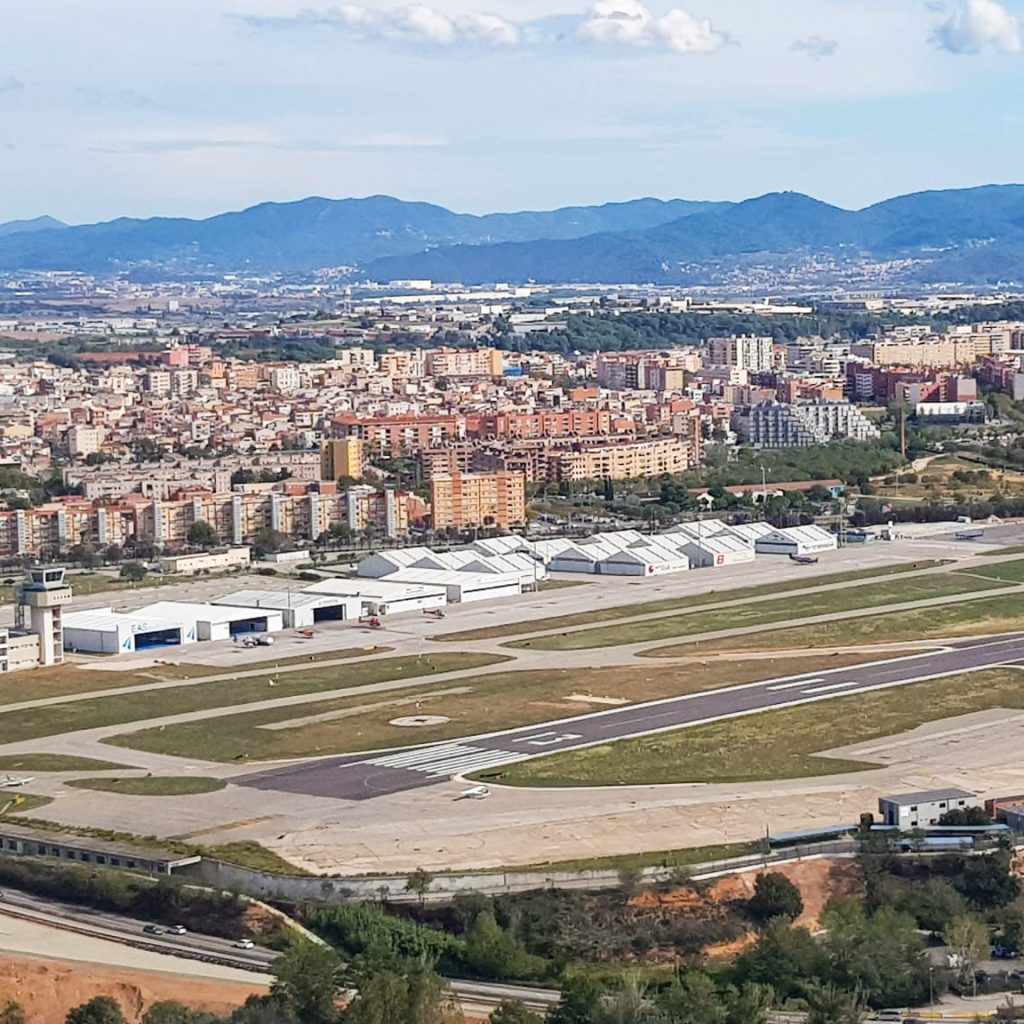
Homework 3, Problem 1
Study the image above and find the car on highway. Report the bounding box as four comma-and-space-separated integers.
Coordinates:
168, 924, 187, 935
143, 925, 163, 935
235, 939, 254, 949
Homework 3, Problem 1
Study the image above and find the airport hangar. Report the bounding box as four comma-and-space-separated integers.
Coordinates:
63, 600, 286, 654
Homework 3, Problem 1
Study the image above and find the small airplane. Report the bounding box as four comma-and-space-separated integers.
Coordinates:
2, 775, 35, 788
454, 785, 490, 800
788, 553, 819, 565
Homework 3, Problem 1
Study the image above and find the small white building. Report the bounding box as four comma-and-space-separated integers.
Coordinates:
754, 525, 838, 557
878, 788, 981, 828
63, 608, 196, 654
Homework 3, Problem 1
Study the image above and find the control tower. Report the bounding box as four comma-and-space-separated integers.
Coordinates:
16, 567, 73, 667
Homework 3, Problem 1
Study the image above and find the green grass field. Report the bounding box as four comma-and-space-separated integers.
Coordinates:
0, 755, 128, 772
0, 794, 53, 815
432, 561, 948, 643
0, 645, 391, 707
65, 777, 227, 796
959, 559, 1024, 583
490, 667, 1024, 788
658, 590, 1024, 657
504, 573, 1010, 652
107, 653, 884, 763
0, 652, 505, 745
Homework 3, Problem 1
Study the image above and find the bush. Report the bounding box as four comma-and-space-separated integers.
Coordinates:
748, 872, 804, 923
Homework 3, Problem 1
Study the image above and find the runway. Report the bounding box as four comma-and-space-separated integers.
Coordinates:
237, 632, 1024, 802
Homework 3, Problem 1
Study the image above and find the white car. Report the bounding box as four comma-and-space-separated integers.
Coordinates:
235, 939, 254, 950
168, 924, 187, 935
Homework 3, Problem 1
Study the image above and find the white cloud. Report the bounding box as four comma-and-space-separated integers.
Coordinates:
243, 4, 519, 46
578, 0, 726, 54
791, 35, 839, 60
932, 0, 1021, 54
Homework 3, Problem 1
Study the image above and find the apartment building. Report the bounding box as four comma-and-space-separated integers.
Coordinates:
67, 424, 105, 457
320, 437, 364, 481
346, 486, 427, 537
708, 335, 775, 373
736, 402, 881, 448
430, 472, 527, 531
549, 436, 693, 482
469, 410, 615, 440
332, 414, 467, 456
425, 347, 504, 377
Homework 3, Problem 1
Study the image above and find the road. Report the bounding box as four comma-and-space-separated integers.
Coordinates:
0, 888, 559, 1016
0, 887, 275, 972
238, 632, 1024, 801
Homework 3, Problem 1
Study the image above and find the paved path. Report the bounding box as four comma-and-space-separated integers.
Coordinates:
237, 633, 1024, 801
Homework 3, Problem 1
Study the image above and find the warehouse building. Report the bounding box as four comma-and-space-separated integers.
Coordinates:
132, 601, 284, 641
211, 589, 355, 629
304, 577, 447, 616
678, 533, 756, 568
377, 568, 522, 604
752, 525, 839, 556
63, 608, 196, 654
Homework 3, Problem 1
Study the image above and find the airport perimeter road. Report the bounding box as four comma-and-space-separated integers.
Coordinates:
0, 887, 276, 972
239, 633, 1024, 802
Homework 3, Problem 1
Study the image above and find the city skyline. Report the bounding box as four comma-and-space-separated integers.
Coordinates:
3, 0, 1024, 223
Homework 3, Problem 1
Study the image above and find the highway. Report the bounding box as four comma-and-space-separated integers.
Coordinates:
239, 632, 1024, 801
0, 887, 276, 972
0, 887, 559, 1015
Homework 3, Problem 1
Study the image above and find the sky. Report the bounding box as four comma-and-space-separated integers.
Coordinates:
2, 0, 1024, 223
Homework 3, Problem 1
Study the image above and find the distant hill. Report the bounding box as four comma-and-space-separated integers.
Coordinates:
0, 196, 724, 275
0, 216, 67, 238
367, 185, 1024, 286
3, 185, 1024, 286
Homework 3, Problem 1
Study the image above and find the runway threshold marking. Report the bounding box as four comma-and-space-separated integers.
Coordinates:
801, 680, 860, 695
766, 678, 824, 691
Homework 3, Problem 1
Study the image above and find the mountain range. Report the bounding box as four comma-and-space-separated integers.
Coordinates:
3, 186, 1024, 286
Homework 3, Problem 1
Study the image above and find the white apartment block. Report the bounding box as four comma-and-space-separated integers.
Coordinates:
709, 335, 775, 373
740, 402, 881, 448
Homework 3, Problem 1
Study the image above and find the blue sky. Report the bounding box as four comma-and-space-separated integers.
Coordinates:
2, 0, 1023, 223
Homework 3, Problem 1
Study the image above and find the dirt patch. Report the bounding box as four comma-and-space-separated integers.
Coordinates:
630, 857, 864, 953
0, 954, 265, 1024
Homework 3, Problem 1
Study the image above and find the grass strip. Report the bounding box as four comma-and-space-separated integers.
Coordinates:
505, 573, 1010, 652
958, 558, 1024, 583
0, 646, 389, 706
432, 561, 947, 642
0, 653, 505, 745
64, 777, 227, 796
0, 755, 128, 772
490, 667, 1024, 788
659, 591, 1024, 657
108, 653, 889, 762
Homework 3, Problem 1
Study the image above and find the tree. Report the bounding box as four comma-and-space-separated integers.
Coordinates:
142, 1004, 221, 1024
270, 941, 341, 1024
343, 966, 455, 1024
187, 521, 219, 548
120, 560, 148, 582
545, 976, 605, 1024
748, 872, 804, 923
803, 983, 865, 1024
463, 911, 546, 981
66, 997, 129, 1024
656, 972, 726, 1024
404, 868, 433, 906
228, 996, 297, 1024
723, 983, 774, 1024
939, 807, 991, 826
0, 1004, 26, 1024
944, 914, 990, 987
590, 975, 660, 1024
489, 1000, 541, 1024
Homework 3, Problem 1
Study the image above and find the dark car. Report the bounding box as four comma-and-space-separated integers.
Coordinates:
143, 924, 163, 935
